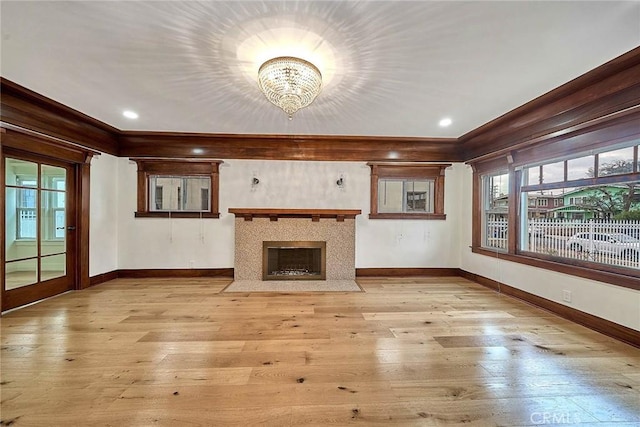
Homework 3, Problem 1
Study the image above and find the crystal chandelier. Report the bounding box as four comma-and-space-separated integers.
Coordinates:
258, 56, 322, 120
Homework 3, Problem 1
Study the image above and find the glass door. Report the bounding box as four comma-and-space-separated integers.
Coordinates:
4, 156, 76, 310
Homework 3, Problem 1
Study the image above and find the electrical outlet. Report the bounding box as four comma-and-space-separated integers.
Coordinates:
562, 290, 572, 303
189, 260, 195, 269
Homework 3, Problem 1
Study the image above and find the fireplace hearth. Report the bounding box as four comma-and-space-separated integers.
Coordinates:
263, 241, 326, 280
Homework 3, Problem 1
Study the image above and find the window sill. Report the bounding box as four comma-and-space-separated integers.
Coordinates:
470, 246, 640, 290
135, 211, 220, 218
369, 213, 446, 220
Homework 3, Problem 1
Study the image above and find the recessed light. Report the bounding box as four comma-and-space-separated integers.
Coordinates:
439, 118, 452, 127
192, 148, 204, 155
123, 110, 139, 119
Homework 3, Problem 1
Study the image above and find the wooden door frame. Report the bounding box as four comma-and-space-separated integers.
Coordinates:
1, 128, 96, 311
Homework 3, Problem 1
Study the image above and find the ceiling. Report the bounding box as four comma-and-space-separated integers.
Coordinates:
1, 1, 639, 138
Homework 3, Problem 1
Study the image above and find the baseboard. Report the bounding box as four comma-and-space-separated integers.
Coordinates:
89, 270, 119, 286
356, 267, 459, 277
458, 269, 640, 348
117, 268, 234, 278
89, 268, 234, 283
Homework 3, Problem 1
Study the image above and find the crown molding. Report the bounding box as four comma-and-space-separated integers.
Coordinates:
0, 77, 119, 155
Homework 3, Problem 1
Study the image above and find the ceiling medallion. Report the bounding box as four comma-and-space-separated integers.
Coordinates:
257, 56, 322, 120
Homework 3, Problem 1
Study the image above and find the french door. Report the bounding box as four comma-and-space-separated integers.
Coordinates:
3, 151, 77, 310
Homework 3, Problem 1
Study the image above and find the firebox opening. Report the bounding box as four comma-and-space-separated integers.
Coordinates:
262, 241, 326, 281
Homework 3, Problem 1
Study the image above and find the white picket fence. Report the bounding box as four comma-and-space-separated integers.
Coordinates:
486, 219, 640, 269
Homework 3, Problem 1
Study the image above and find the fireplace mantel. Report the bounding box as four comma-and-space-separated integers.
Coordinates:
228, 208, 362, 222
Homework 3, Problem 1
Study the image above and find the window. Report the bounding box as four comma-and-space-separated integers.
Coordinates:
520, 144, 640, 272
472, 139, 640, 289
481, 171, 509, 251
368, 163, 449, 219
132, 159, 222, 218
149, 176, 210, 212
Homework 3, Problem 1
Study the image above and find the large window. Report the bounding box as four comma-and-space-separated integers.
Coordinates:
520, 145, 640, 271
368, 163, 449, 220
472, 141, 640, 289
132, 159, 222, 218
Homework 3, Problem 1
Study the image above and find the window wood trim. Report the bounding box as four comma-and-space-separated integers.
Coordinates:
368, 163, 450, 220
131, 159, 222, 218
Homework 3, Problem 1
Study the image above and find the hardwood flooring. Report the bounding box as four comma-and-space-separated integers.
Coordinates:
1, 276, 639, 426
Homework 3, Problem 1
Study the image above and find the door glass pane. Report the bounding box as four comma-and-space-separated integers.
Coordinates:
41, 190, 66, 256
5, 158, 37, 186
41, 164, 66, 190
5, 259, 38, 290
41, 254, 65, 282
6, 187, 38, 261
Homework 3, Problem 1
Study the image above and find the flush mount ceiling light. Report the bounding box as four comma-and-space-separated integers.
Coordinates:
258, 56, 322, 120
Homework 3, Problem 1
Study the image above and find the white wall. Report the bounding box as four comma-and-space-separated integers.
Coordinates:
116, 159, 463, 270
458, 165, 640, 331
89, 153, 118, 276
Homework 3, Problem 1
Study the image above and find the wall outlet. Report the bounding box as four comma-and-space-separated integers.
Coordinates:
189, 260, 195, 269
562, 290, 572, 303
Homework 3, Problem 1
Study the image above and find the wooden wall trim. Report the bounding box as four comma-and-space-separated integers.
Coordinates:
356, 268, 460, 277
119, 131, 461, 162
0, 78, 119, 156
458, 269, 640, 348
460, 46, 640, 162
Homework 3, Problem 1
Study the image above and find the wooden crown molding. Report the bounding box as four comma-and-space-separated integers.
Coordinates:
0, 77, 119, 156
1, 46, 638, 163
119, 131, 460, 162
460, 46, 640, 162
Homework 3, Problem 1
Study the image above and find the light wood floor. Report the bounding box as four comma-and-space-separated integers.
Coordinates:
1, 277, 639, 426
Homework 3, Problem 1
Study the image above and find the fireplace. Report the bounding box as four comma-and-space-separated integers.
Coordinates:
263, 241, 326, 281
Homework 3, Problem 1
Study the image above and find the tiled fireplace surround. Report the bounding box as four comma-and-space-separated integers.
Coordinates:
229, 209, 361, 281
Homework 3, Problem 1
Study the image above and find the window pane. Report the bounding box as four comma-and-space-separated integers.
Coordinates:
41, 164, 66, 190
483, 173, 509, 251
527, 166, 541, 186
378, 180, 404, 213
405, 180, 434, 213
598, 146, 634, 176
522, 181, 640, 270
149, 176, 211, 212
183, 177, 210, 211
541, 161, 565, 183
567, 155, 595, 180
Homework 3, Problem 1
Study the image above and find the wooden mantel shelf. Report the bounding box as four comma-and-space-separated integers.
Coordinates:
228, 208, 362, 222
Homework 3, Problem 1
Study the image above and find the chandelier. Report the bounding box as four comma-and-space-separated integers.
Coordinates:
258, 56, 322, 120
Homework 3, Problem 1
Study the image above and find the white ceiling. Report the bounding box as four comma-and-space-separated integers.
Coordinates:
1, 1, 639, 138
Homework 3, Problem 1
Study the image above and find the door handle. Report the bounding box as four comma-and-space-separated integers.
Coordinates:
67, 226, 76, 231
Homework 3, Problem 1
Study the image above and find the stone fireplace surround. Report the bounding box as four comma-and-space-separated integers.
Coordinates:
229, 209, 361, 281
